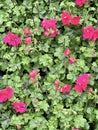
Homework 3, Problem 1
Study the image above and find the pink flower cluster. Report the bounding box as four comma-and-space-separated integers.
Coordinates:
29, 70, 39, 82
0, 86, 26, 114
41, 18, 59, 37
3, 31, 21, 46
60, 84, 72, 93
0, 87, 13, 102
83, 26, 98, 41
61, 11, 80, 25
23, 28, 32, 44
75, 74, 89, 93
3, 28, 32, 47
54, 79, 72, 93
64, 49, 77, 64
75, 0, 88, 7
54, 74, 91, 94
12, 101, 26, 114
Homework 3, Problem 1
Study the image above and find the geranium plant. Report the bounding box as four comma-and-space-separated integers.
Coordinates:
0, 0, 98, 130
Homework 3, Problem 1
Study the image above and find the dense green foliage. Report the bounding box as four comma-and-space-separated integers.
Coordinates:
0, 0, 98, 130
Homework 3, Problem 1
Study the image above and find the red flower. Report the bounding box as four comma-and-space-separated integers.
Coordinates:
83, 26, 95, 40
12, 101, 26, 114
75, 74, 89, 93
60, 84, 71, 93
3, 31, 21, 47
75, 0, 88, 7
24, 28, 32, 35
64, 49, 71, 56
41, 18, 58, 37
70, 16, 80, 25
0, 87, 13, 102
24, 37, 32, 44
69, 57, 77, 64
54, 79, 60, 87
61, 11, 72, 25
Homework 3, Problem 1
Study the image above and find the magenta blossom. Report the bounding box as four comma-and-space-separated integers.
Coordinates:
0, 87, 13, 102
3, 31, 21, 46
12, 101, 26, 114
41, 18, 58, 37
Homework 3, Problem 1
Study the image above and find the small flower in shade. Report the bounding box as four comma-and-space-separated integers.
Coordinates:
75, 74, 89, 93
17, 125, 22, 130
72, 128, 80, 130
25, 47, 31, 52
24, 37, 32, 44
88, 87, 93, 96
3, 31, 21, 47
33, 99, 39, 103
75, 0, 88, 7
82, 26, 95, 40
69, 57, 77, 64
64, 49, 71, 56
70, 16, 80, 25
24, 28, 32, 35
54, 79, 60, 87
0, 87, 13, 102
61, 11, 72, 25
12, 101, 26, 114
60, 84, 71, 93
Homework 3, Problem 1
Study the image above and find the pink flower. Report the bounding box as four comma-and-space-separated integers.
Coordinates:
0, 87, 13, 102
83, 26, 98, 41
41, 18, 57, 30
72, 128, 80, 130
64, 49, 71, 56
93, 29, 98, 41
41, 18, 58, 37
54, 79, 60, 87
5, 87, 13, 99
75, 0, 88, 7
61, 11, 80, 25
24, 28, 32, 35
83, 26, 95, 40
29, 70, 39, 82
60, 84, 71, 93
0, 89, 8, 102
69, 57, 77, 64
12, 101, 26, 114
49, 29, 59, 38
75, 74, 89, 93
61, 11, 72, 25
70, 16, 80, 25
17, 125, 22, 130
24, 37, 32, 44
3, 31, 21, 46
44, 31, 49, 37
29, 70, 39, 78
